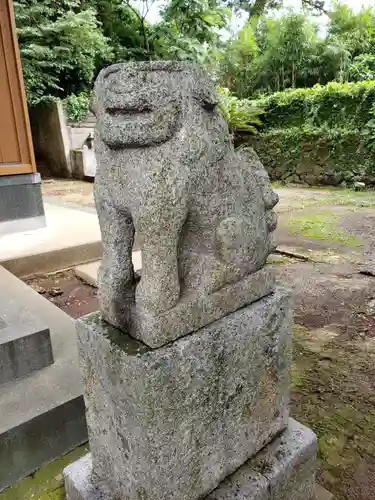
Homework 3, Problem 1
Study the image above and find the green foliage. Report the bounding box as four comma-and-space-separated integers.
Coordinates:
259, 80, 375, 130
349, 54, 375, 82
218, 87, 263, 135
221, 0, 326, 19
223, 0, 281, 18
155, 0, 230, 62
63, 92, 92, 122
14, 0, 112, 106
249, 125, 375, 185
219, 11, 332, 97
328, 1, 375, 58
218, 2, 375, 98
362, 101, 375, 150
241, 80, 375, 184
16, 0, 230, 105
161, 0, 230, 45
219, 22, 260, 96
83, 0, 150, 60
256, 12, 320, 91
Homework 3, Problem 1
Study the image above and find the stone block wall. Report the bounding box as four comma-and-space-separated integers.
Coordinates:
30, 102, 97, 179
248, 131, 375, 187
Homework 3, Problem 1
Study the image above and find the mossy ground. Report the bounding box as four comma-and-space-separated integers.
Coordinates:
275, 186, 375, 213
292, 324, 375, 500
0, 445, 88, 500
300, 189, 375, 210
273, 186, 375, 499
287, 212, 362, 247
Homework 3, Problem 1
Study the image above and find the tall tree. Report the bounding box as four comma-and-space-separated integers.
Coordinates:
222, 0, 327, 19
15, 0, 112, 105
153, 0, 230, 62
223, 0, 281, 18
82, 0, 149, 59
302, 0, 327, 15
161, 0, 230, 44
328, 1, 375, 57
219, 22, 260, 96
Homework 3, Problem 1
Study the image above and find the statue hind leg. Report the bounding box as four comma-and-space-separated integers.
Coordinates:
134, 200, 187, 316
96, 199, 135, 330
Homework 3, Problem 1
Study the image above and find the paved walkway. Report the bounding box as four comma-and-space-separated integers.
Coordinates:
0, 201, 101, 277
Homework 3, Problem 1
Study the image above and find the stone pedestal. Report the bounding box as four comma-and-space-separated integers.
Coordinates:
64, 419, 317, 500
73, 289, 292, 500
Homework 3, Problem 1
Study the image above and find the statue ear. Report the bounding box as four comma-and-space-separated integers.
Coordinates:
192, 86, 219, 111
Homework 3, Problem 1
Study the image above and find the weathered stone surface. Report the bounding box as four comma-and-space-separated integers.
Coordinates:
207, 418, 317, 500
75, 288, 291, 500
249, 418, 317, 500
92, 61, 279, 347
127, 266, 275, 348
64, 419, 317, 500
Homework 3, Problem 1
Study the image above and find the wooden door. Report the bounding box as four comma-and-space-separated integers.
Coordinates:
0, 0, 35, 176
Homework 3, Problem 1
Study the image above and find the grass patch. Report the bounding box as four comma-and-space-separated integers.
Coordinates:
272, 180, 284, 188
317, 189, 375, 209
266, 254, 294, 265
287, 212, 362, 246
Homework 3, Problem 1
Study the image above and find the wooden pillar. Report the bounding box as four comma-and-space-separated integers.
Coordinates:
0, 0, 36, 176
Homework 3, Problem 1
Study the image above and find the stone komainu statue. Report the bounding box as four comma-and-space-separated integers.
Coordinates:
92, 61, 279, 348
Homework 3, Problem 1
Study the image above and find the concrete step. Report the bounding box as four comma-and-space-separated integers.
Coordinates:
0, 293, 54, 385
0, 321, 53, 385
75, 251, 142, 287
0, 266, 87, 492
0, 202, 101, 278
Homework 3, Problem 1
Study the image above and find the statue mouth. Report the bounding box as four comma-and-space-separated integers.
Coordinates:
106, 105, 153, 118
98, 101, 180, 147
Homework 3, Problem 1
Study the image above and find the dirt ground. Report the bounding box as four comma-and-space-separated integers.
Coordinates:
25, 269, 98, 318
273, 187, 375, 500
16, 183, 375, 500
41, 178, 95, 207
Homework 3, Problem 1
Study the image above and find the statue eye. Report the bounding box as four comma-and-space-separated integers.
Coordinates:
202, 100, 217, 111
103, 66, 121, 79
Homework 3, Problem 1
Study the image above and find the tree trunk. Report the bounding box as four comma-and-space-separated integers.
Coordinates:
292, 61, 296, 88
248, 0, 268, 19
140, 18, 149, 55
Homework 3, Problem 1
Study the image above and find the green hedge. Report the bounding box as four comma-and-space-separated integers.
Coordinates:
247, 127, 375, 185
259, 81, 375, 131
236, 81, 375, 185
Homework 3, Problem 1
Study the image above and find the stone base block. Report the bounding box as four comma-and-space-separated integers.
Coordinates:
129, 266, 275, 347
75, 288, 291, 500
64, 419, 317, 500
